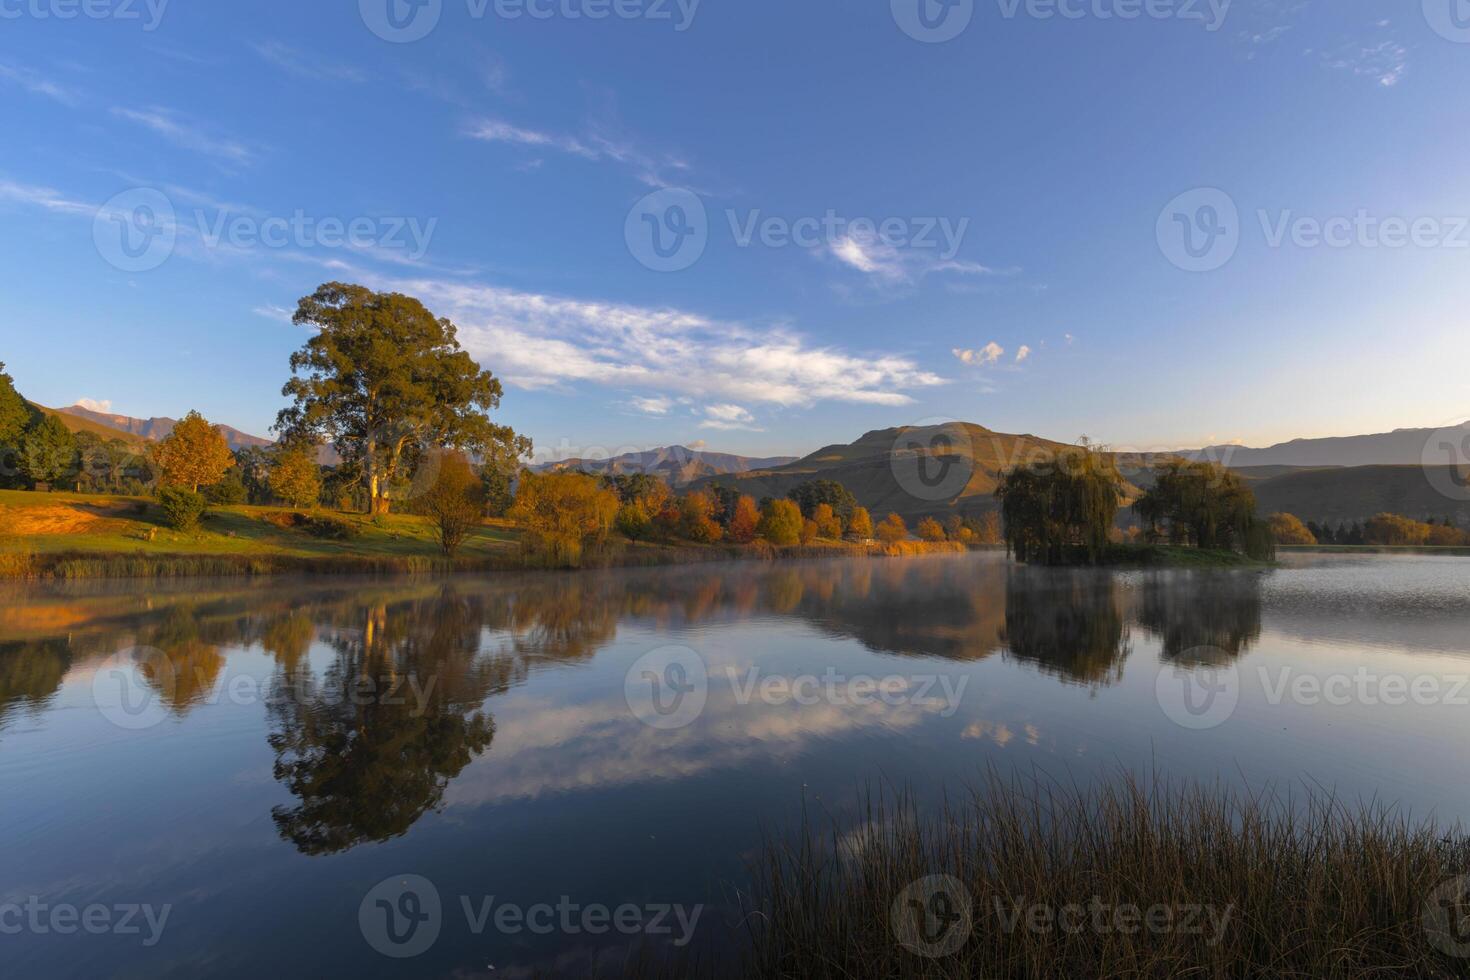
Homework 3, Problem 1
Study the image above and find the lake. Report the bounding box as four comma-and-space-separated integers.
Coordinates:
2, 551, 1468, 977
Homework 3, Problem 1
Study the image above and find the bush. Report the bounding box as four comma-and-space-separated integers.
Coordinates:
205, 470, 248, 505
157, 487, 207, 531
303, 515, 356, 540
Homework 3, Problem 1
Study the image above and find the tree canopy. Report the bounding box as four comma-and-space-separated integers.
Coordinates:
151, 410, 233, 492
275, 282, 530, 514
995, 445, 1121, 565
1134, 460, 1273, 560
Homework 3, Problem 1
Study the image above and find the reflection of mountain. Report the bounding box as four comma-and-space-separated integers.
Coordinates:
1002, 569, 1131, 687
1135, 571, 1263, 663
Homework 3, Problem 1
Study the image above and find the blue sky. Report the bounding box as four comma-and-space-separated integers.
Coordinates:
2, 0, 1468, 460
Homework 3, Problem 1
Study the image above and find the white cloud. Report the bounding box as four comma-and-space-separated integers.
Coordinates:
464, 109, 692, 188
629, 395, 673, 416
250, 41, 365, 83
0, 177, 93, 216
112, 106, 254, 164
74, 398, 112, 413
252, 303, 295, 324
700, 404, 760, 431
827, 235, 1011, 288
953, 342, 1004, 366
0, 61, 80, 105
463, 118, 599, 159
382, 277, 947, 409
1015, 345, 1031, 363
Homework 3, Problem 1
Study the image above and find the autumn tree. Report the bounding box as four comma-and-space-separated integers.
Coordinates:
757, 498, 804, 546
509, 470, 619, 566
916, 517, 948, 542
1267, 513, 1317, 546
19, 414, 77, 489
800, 518, 819, 545
1133, 459, 1273, 560
973, 511, 1003, 545
876, 512, 909, 544
269, 448, 323, 509
727, 495, 760, 544
276, 283, 530, 515
1363, 513, 1431, 546
812, 503, 844, 539
417, 452, 484, 556
151, 411, 233, 492
847, 506, 874, 540
679, 490, 724, 543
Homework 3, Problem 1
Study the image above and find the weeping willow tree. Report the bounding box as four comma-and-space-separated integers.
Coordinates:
1133, 459, 1275, 561
995, 443, 1122, 566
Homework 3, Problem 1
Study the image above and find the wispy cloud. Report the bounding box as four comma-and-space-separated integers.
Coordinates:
377, 277, 946, 409
464, 109, 693, 188
112, 106, 255, 164
0, 61, 80, 105
629, 395, 673, 416
700, 404, 761, 431
249, 41, 365, 83
828, 234, 1012, 289
0, 177, 93, 216
252, 303, 295, 324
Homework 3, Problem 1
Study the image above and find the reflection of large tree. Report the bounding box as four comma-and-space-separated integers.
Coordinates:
0, 639, 71, 732
1002, 569, 1130, 687
1135, 571, 1263, 663
266, 589, 507, 855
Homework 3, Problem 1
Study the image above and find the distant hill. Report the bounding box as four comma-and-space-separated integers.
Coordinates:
694, 423, 1152, 523
54, 404, 272, 451
1189, 424, 1470, 468
27, 403, 152, 449
1251, 465, 1470, 526
534, 446, 798, 486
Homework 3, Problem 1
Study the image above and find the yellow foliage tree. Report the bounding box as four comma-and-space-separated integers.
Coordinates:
269, 449, 322, 509
813, 502, 843, 539
509, 470, 619, 566
876, 512, 908, 544
1267, 513, 1316, 546
150, 411, 233, 492
916, 517, 947, 542
848, 506, 874, 540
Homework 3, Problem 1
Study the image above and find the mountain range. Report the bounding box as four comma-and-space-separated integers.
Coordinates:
534, 445, 798, 484
1188, 423, 1469, 468
44, 403, 273, 451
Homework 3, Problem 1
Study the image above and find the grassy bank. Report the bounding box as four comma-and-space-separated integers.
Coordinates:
0, 490, 970, 579
742, 773, 1469, 979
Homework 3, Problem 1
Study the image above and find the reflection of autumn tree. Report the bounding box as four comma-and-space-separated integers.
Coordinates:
1136, 571, 1263, 663
136, 605, 225, 714
0, 639, 71, 731
1002, 569, 1130, 687
261, 611, 316, 669
266, 588, 508, 855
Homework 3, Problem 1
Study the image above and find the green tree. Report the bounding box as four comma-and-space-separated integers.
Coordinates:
417, 452, 484, 556
995, 444, 1121, 566
276, 283, 530, 515
788, 479, 858, 520
0, 362, 36, 487
151, 411, 233, 492
757, 498, 804, 546
1134, 459, 1273, 560
19, 414, 77, 489
269, 449, 323, 509
481, 463, 514, 518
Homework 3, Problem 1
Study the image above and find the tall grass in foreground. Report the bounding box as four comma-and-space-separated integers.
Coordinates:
744, 772, 1470, 979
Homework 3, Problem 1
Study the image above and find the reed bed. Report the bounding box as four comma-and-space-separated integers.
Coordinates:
741, 772, 1470, 979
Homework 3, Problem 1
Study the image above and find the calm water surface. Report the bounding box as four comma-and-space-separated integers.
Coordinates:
2, 552, 1468, 976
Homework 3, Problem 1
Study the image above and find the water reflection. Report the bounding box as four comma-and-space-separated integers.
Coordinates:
0, 557, 1274, 855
